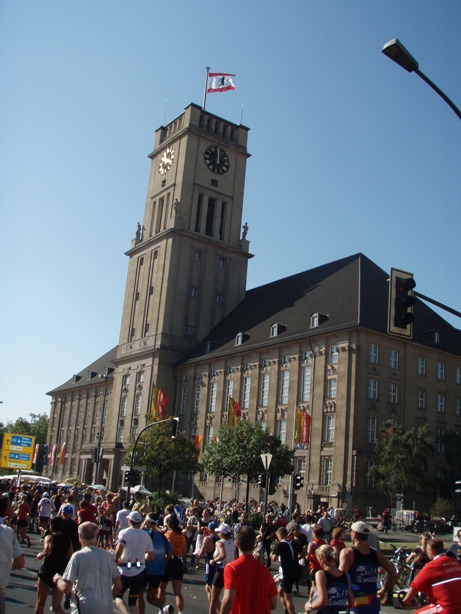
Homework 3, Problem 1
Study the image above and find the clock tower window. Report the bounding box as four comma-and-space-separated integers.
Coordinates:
205, 197, 216, 237
195, 194, 203, 233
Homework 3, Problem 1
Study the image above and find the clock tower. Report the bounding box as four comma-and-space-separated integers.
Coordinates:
105, 103, 252, 463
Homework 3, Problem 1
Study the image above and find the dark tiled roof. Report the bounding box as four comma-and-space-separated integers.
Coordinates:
182, 253, 461, 363
47, 346, 118, 395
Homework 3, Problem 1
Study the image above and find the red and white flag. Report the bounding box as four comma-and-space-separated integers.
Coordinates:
207, 73, 235, 93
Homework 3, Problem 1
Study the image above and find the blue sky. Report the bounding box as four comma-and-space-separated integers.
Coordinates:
1, 1, 460, 425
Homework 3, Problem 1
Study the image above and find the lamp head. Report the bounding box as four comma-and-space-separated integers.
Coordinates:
382, 38, 419, 73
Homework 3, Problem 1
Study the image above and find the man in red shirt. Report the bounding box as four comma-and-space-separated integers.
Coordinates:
221, 526, 277, 614
402, 538, 461, 613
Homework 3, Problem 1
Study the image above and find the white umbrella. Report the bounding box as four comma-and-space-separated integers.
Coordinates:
130, 485, 152, 496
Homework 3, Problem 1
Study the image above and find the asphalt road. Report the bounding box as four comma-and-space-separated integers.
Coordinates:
4, 528, 442, 613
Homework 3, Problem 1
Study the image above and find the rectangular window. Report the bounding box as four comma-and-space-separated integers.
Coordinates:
389, 349, 399, 370
134, 394, 142, 415
187, 324, 195, 335
207, 425, 214, 446
437, 362, 445, 381
417, 356, 426, 376
417, 389, 426, 409
437, 428, 445, 454
278, 419, 287, 444
369, 344, 379, 364
321, 457, 333, 485
218, 202, 226, 240
195, 194, 203, 233
437, 393, 446, 413
301, 366, 312, 402
205, 197, 216, 236
123, 374, 131, 386
260, 373, 270, 407
456, 398, 461, 417
209, 382, 217, 413
327, 379, 337, 399
280, 370, 290, 404
137, 371, 145, 383
194, 249, 202, 261
325, 414, 335, 442
190, 287, 198, 297
368, 379, 378, 400
456, 367, 461, 385
226, 379, 234, 410
242, 376, 251, 409
219, 257, 226, 268
389, 383, 399, 404
120, 397, 127, 417
180, 386, 187, 416
117, 425, 124, 443
329, 345, 338, 364
367, 416, 377, 443
366, 460, 375, 488
194, 385, 201, 414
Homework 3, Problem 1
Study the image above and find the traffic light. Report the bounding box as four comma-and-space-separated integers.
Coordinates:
268, 474, 277, 495
388, 268, 416, 338
171, 417, 179, 438
455, 481, 461, 494
124, 470, 132, 485
257, 473, 267, 488
92, 447, 99, 463
294, 473, 304, 490
130, 470, 141, 487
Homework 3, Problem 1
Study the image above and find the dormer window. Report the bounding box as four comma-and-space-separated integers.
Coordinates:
73, 375, 82, 383
434, 331, 440, 344
270, 323, 287, 337
87, 371, 97, 380
235, 333, 243, 346
190, 287, 198, 297
310, 314, 319, 328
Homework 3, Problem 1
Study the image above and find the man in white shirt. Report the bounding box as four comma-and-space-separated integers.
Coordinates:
0, 522, 24, 614
115, 502, 132, 538
115, 511, 154, 614
55, 521, 121, 614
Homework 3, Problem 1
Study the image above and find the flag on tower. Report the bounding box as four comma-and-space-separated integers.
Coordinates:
207, 73, 235, 93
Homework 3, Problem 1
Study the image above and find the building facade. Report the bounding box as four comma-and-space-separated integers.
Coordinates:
46, 103, 461, 512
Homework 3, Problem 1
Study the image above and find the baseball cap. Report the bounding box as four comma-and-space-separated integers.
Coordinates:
208, 520, 219, 530
42, 492, 50, 498
128, 511, 142, 523
62, 505, 74, 514
217, 523, 231, 535
146, 513, 157, 524
351, 521, 370, 533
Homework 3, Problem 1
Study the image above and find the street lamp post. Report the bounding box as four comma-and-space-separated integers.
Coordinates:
126, 417, 179, 501
382, 38, 461, 120
94, 367, 114, 485
260, 453, 272, 514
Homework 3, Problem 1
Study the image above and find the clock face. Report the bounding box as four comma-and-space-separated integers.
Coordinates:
158, 146, 175, 175
204, 146, 230, 175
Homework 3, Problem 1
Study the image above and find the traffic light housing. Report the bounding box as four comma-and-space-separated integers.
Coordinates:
455, 481, 461, 494
124, 470, 131, 485
257, 473, 267, 488
268, 474, 277, 495
388, 268, 416, 338
124, 470, 141, 487
294, 473, 304, 490
171, 417, 179, 438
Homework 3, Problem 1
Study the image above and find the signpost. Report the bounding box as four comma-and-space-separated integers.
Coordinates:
0, 433, 36, 470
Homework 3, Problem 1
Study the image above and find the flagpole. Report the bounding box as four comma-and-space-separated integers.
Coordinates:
203, 67, 210, 110
288, 404, 298, 513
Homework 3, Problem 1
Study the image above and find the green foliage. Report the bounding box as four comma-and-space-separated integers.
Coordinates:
149, 490, 184, 513
248, 511, 264, 530
0, 413, 49, 444
201, 420, 293, 507
429, 497, 454, 519
125, 423, 198, 494
368, 420, 435, 501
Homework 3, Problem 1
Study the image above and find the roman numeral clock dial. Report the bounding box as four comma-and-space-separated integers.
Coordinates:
204, 145, 230, 175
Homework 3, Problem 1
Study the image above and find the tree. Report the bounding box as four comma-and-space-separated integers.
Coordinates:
125, 423, 198, 494
201, 420, 294, 507
368, 420, 435, 502
0, 413, 49, 473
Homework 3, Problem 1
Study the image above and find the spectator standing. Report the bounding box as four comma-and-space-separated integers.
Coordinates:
0, 521, 25, 614
54, 521, 121, 614
115, 501, 132, 538
221, 525, 277, 614
318, 511, 333, 543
